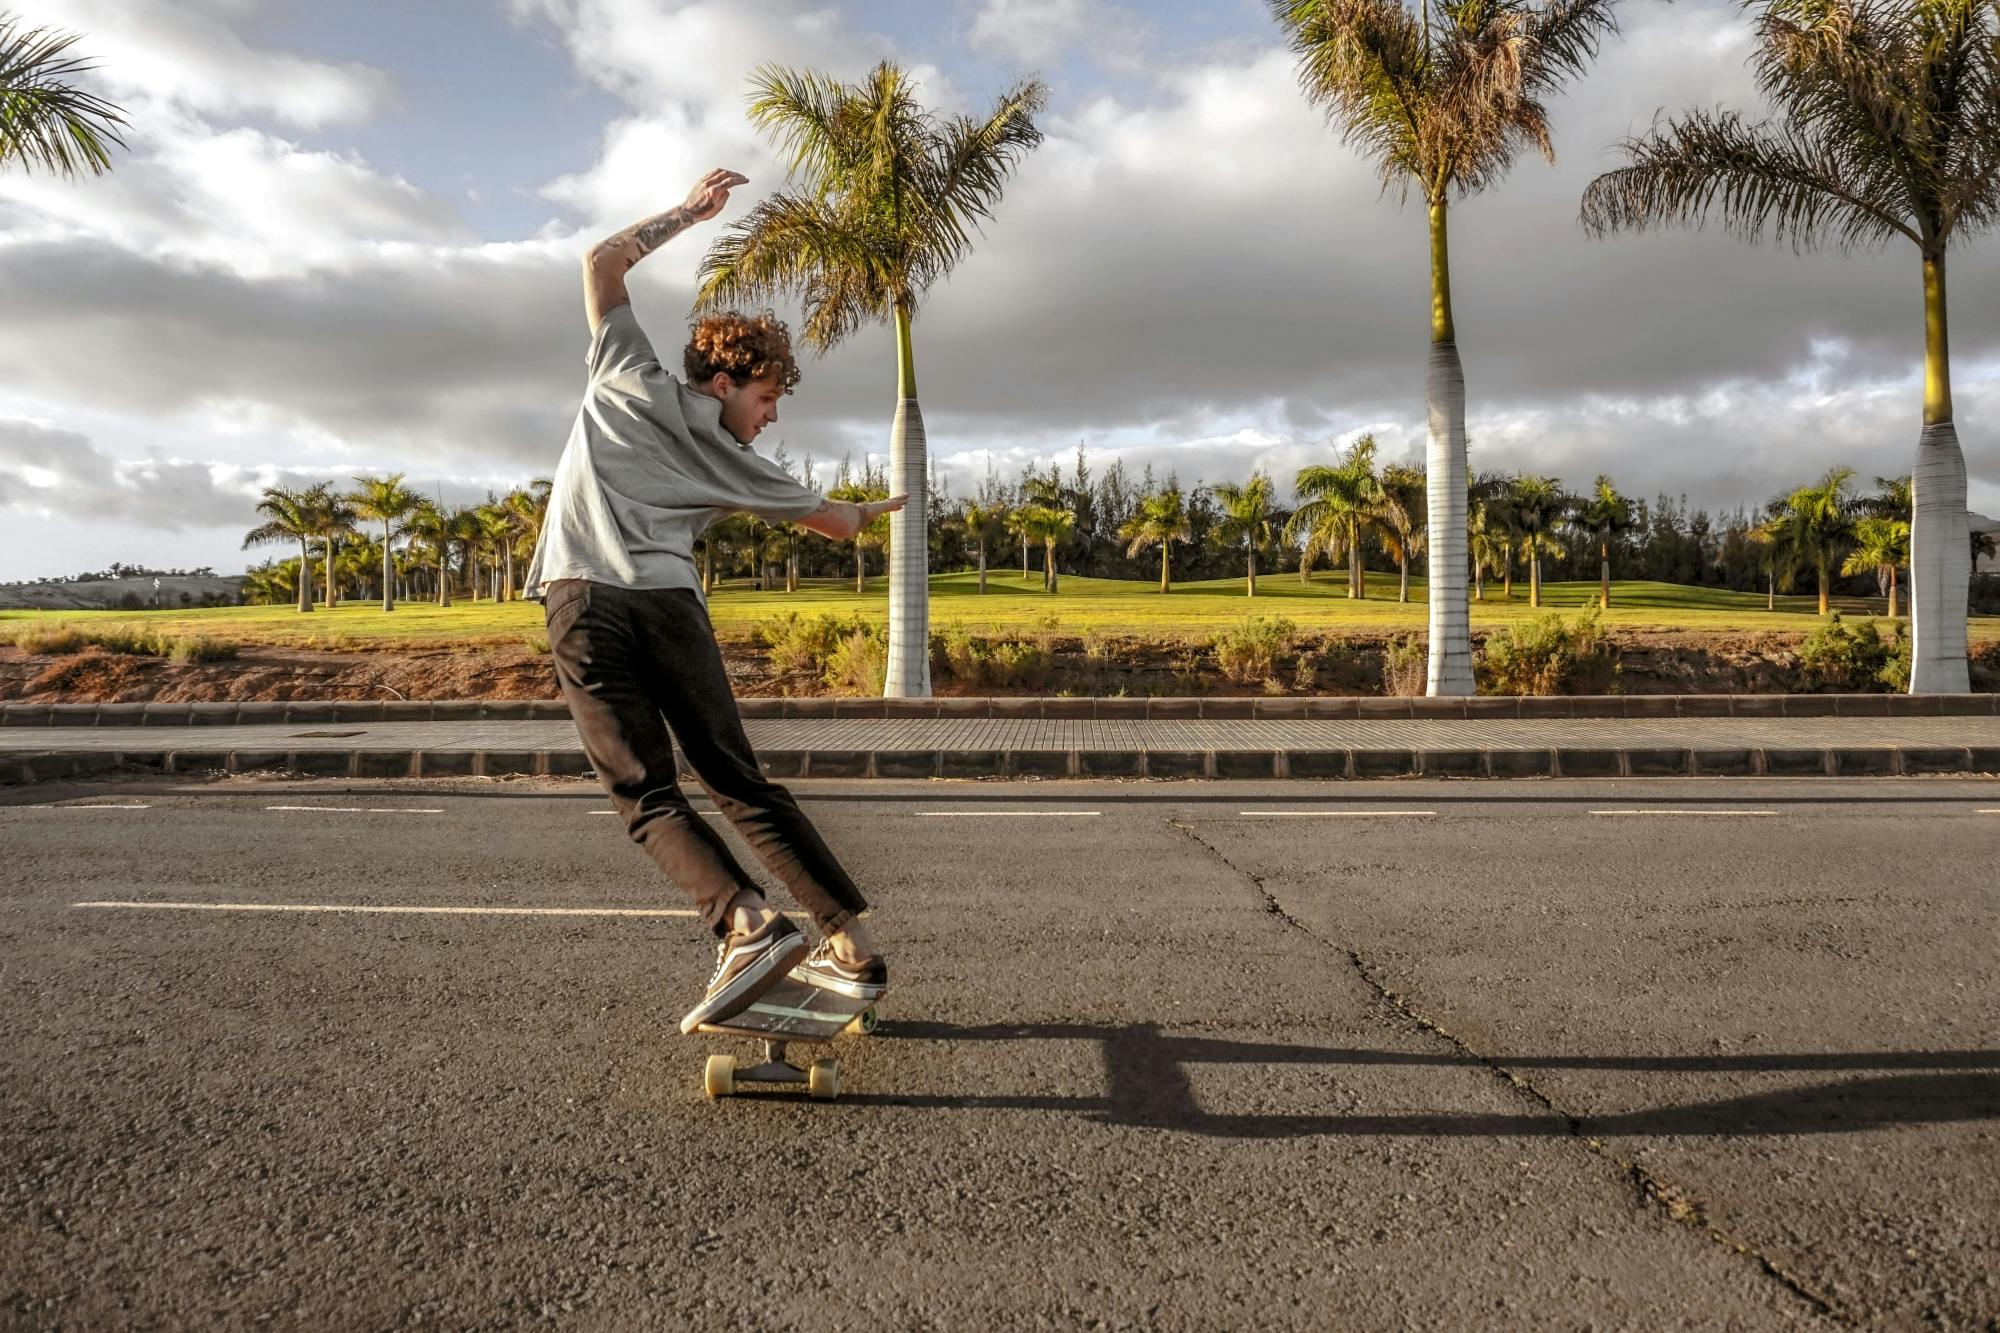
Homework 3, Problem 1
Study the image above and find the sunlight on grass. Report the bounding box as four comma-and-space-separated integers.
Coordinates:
2, 572, 1992, 648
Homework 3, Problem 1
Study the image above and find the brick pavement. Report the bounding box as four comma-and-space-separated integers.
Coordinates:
4, 714, 1998, 783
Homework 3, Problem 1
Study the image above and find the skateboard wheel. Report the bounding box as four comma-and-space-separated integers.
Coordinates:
704, 1054, 736, 1099
808, 1059, 840, 1101
843, 1007, 879, 1037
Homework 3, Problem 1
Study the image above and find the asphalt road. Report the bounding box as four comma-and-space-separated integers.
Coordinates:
3, 775, 1996, 1330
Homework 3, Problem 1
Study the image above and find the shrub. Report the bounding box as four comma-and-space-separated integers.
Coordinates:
823, 628, 887, 695
1797, 613, 1905, 692
521, 630, 550, 654
1381, 634, 1428, 697
757, 611, 871, 677
1479, 612, 1616, 696
988, 640, 1051, 691
166, 635, 238, 665
14, 623, 90, 655
1212, 615, 1297, 685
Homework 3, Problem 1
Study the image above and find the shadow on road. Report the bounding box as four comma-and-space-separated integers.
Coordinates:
837, 1021, 2000, 1138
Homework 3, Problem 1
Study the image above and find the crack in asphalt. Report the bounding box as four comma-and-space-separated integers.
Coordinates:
1167, 815, 1848, 1327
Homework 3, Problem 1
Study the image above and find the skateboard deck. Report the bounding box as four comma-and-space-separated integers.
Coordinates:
695, 972, 879, 1100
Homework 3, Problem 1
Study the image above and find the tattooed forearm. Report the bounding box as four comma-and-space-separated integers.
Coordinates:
629, 206, 694, 258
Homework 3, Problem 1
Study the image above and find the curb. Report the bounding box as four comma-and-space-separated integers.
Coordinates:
2, 693, 1995, 728
8, 745, 1998, 785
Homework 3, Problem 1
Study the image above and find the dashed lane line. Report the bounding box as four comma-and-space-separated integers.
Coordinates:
72, 900, 700, 918
917, 811, 1102, 817
24, 803, 152, 810
1238, 810, 1436, 818
1589, 809, 1777, 817
265, 806, 445, 814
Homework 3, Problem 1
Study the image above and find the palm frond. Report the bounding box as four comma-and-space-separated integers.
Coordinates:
1580, 107, 1919, 249
924, 78, 1048, 260
746, 64, 855, 194
0, 18, 126, 177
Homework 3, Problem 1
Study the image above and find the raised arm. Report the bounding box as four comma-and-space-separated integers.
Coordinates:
582, 168, 748, 332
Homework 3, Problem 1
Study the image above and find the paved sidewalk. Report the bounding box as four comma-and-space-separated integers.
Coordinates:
5, 714, 1999, 782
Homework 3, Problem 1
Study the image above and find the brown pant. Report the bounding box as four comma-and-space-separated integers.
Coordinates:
543, 579, 867, 937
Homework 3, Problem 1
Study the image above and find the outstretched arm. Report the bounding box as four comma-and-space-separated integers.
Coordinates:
797, 495, 908, 542
582, 168, 748, 331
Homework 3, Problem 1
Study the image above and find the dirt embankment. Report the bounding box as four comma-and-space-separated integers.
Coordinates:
8, 627, 1983, 703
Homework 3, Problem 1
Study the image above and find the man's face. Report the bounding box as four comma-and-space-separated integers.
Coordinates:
712, 371, 784, 445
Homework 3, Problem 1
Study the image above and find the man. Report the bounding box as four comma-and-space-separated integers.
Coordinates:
523, 168, 904, 1034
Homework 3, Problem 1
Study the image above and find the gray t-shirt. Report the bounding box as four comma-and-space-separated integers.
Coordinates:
522, 304, 823, 602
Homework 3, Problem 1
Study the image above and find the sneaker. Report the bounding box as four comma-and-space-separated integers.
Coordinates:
677, 915, 810, 1034
792, 938, 889, 1002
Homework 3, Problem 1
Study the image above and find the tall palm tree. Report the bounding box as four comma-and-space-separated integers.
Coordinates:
959, 500, 1010, 593
242, 488, 316, 613
1574, 474, 1636, 609
475, 504, 516, 602
0, 17, 125, 178
1289, 436, 1384, 600
502, 481, 551, 597
1510, 474, 1569, 608
697, 62, 1047, 697
350, 472, 418, 613
1119, 488, 1192, 593
1751, 509, 1803, 611
1581, 0, 1996, 692
1274, 0, 1619, 693
1210, 473, 1277, 597
1774, 467, 1859, 615
295, 482, 353, 611
1844, 515, 1911, 617
1376, 462, 1426, 604
1468, 475, 1515, 601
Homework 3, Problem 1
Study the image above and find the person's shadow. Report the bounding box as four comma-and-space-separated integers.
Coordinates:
833, 1020, 2000, 1139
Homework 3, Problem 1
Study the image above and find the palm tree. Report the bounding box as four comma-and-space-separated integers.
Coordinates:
0, 17, 125, 178
405, 502, 455, 607
959, 500, 1010, 593
1468, 476, 1515, 602
1773, 467, 1859, 615
295, 482, 353, 611
242, 485, 317, 613
502, 481, 551, 598
697, 62, 1047, 698
1210, 474, 1277, 597
1119, 488, 1192, 593
829, 480, 890, 592
1510, 474, 1568, 608
1843, 515, 1911, 618
1574, 474, 1636, 609
1005, 505, 1036, 582
1581, 0, 1996, 692
1376, 462, 1426, 604
1017, 505, 1074, 593
1751, 510, 1803, 611
475, 504, 516, 602
350, 472, 418, 612
1289, 436, 1383, 600
241, 561, 296, 608
1274, 0, 1619, 694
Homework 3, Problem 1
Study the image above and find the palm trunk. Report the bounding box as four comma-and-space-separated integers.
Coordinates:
977, 540, 988, 594
1909, 251, 1971, 692
297, 538, 314, 613
855, 545, 865, 594
1817, 555, 1829, 616
1397, 547, 1409, 604
1502, 557, 1514, 601
884, 303, 931, 697
1767, 569, 1775, 611
1887, 564, 1899, 620
502, 545, 514, 603
1474, 559, 1484, 602
1247, 547, 1256, 598
1423, 200, 1473, 695
787, 538, 799, 594
1022, 531, 1031, 580
1045, 537, 1058, 594
702, 541, 715, 594
1530, 549, 1543, 608
1599, 541, 1610, 611
323, 541, 336, 610
438, 552, 451, 607
1346, 541, 1359, 601
1159, 542, 1170, 594
381, 522, 396, 613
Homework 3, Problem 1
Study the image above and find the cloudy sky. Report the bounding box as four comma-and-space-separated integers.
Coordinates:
0, 0, 1994, 582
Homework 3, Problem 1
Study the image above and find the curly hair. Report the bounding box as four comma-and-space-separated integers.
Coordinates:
683, 311, 802, 392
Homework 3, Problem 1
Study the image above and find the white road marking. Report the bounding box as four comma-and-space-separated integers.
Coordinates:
1589, 809, 1777, 817
1980, 809, 2000, 815
265, 806, 444, 814
27, 803, 152, 810
73, 900, 699, 918
918, 811, 1101, 817
1238, 810, 1436, 818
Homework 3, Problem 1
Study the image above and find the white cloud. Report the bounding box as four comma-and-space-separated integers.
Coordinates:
6, 0, 393, 129
966, 0, 1147, 70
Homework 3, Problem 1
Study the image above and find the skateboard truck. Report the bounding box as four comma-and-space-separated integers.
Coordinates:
704, 1040, 840, 1100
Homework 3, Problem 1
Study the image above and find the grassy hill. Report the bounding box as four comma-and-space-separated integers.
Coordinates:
1, 570, 1991, 650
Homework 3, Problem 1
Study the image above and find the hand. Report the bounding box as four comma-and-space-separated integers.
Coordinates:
682, 168, 748, 223
865, 495, 909, 522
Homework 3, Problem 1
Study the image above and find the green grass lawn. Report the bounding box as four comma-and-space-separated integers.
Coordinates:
3, 571, 1993, 649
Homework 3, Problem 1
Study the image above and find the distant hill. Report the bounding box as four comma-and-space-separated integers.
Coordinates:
1978, 512, 1999, 575
0, 574, 246, 612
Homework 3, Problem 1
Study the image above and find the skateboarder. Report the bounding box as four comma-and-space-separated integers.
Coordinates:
523, 168, 898, 1034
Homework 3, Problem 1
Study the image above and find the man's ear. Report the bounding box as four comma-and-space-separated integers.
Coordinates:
707, 371, 735, 400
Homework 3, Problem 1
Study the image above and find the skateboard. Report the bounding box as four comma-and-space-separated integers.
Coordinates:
694, 972, 879, 1100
